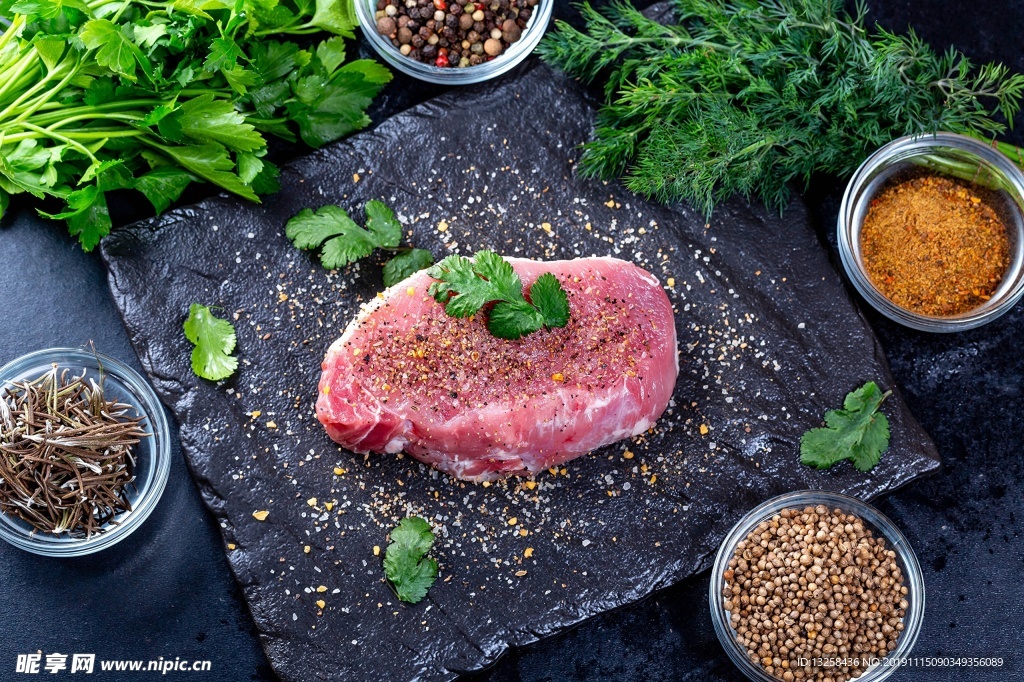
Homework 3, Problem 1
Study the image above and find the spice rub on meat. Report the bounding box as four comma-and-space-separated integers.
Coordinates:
316, 256, 678, 481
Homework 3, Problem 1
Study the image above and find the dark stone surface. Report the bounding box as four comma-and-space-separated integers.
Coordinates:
0, 1, 1020, 681
99, 56, 936, 681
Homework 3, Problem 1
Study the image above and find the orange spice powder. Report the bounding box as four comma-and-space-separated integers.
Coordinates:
860, 172, 1011, 317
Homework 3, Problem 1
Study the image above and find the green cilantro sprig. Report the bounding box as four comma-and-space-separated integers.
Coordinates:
183, 303, 238, 381
800, 382, 892, 472
0, 0, 390, 250
285, 200, 434, 286
383, 516, 438, 604
427, 250, 570, 340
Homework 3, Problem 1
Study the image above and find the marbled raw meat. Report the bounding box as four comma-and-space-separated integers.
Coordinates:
316, 256, 678, 480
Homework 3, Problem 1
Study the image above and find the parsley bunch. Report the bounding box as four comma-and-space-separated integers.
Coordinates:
539, 0, 1024, 215
0, 0, 391, 249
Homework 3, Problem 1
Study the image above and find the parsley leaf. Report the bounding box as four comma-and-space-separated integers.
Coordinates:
382, 248, 435, 288
363, 199, 403, 248
383, 516, 438, 604
135, 168, 196, 213
183, 303, 239, 381
800, 382, 892, 472
285, 200, 426, 277
530, 272, 570, 328
80, 20, 146, 81
427, 250, 572, 340
286, 204, 379, 268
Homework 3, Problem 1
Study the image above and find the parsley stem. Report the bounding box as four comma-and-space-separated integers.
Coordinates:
0, 53, 37, 103
2, 128, 145, 144
254, 24, 321, 36
0, 15, 26, 53
2, 57, 81, 126
17, 122, 99, 163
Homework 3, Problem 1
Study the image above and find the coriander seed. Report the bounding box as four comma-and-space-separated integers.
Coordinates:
722, 505, 908, 682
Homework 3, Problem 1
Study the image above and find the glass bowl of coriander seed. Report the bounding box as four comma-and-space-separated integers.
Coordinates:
709, 490, 925, 682
0, 348, 171, 557
838, 132, 1024, 332
356, 0, 553, 84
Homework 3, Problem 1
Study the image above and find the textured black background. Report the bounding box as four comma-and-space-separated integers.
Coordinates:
0, 1, 1021, 681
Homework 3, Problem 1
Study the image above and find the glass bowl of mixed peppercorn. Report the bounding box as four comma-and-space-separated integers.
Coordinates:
838, 132, 1024, 331
0, 348, 171, 556
357, 0, 552, 84
709, 490, 925, 682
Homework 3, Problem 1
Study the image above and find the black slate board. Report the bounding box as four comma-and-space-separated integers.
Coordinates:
101, 60, 940, 681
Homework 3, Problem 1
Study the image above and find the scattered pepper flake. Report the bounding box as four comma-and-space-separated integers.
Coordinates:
623, 450, 634, 460
515, 570, 527, 577
353, 173, 360, 183
250, 410, 262, 419
324, 502, 334, 511
227, 543, 237, 550
252, 510, 269, 521
699, 424, 709, 435
303, 545, 311, 554
373, 545, 381, 556
524, 480, 537, 490
507, 517, 518, 526
307, 497, 317, 507
333, 467, 345, 476
551, 372, 564, 382
316, 599, 326, 609
524, 547, 534, 558
266, 420, 277, 429
316, 585, 328, 593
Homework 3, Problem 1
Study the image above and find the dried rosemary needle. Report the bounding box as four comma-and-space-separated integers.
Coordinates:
0, 365, 149, 538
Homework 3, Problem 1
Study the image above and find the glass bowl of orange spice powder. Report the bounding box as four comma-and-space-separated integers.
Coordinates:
838, 132, 1024, 331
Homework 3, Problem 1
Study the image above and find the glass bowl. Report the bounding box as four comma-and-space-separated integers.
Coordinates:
838, 132, 1024, 332
709, 490, 925, 682
356, 0, 553, 84
0, 348, 171, 557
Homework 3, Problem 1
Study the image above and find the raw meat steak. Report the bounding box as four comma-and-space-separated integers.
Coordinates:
316, 256, 678, 480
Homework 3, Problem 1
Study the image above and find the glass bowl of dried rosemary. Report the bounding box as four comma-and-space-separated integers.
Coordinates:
839, 132, 1024, 332
0, 348, 171, 556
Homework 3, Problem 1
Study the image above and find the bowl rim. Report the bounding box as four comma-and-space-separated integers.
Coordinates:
837, 131, 1024, 332
0, 347, 171, 557
708, 490, 925, 682
355, 0, 553, 85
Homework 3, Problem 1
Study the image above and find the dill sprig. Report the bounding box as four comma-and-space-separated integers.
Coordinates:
538, 0, 1024, 215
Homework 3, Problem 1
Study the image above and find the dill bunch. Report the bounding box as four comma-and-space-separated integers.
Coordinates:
538, 0, 1024, 215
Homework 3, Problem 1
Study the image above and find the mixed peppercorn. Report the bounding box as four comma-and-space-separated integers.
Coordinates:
374, 0, 537, 68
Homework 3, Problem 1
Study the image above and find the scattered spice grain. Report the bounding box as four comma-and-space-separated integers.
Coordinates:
723, 505, 907, 682
860, 172, 1011, 316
